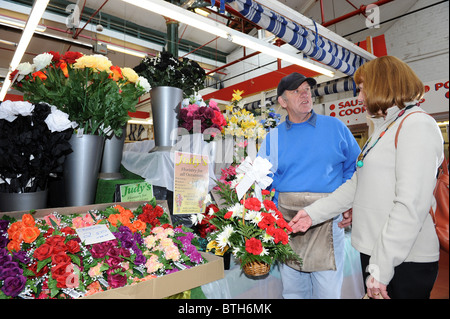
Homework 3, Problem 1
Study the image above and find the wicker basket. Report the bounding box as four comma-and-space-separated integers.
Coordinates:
243, 261, 271, 277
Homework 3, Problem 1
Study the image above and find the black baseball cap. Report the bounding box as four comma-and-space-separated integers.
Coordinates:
277, 72, 317, 98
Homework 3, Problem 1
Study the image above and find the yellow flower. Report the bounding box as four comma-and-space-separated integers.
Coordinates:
206, 240, 229, 256
232, 89, 244, 102
225, 104, 233, 112
73, 55, 112, 72
121, 67, 139, 83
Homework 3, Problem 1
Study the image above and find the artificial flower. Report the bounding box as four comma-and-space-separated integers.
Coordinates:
0, 202, 205, 299
0, 101, 73, 193
33, 52, 53, 71
11, 51, 150, 137
134, 50, 206, 98
204, 161, 301, 271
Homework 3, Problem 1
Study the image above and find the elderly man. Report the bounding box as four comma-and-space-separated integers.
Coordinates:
257, 72, 360, 299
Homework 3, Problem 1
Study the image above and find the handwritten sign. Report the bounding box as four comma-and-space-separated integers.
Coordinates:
75, 224, 116, 245
119, 182, 154, 202
173, 151, 209, 215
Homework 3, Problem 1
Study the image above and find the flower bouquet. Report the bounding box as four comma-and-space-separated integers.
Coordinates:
0, 201, 205, 299
222, 90, 266, 164
260, 107, 281, 131
0, 100, 75, 193
11, 51, 150, 137
194, 157, 301, 276
178, 94, 227, 142
133, 50, 206, 98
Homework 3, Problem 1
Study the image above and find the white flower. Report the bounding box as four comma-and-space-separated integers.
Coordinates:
190, 213, 204, 226
44, 105, 77, 132
136, 76, 151, 93
262, 232, 274, 243
245, 210, 263, 225
216, 225, 234, 249
260, 247, 269, 256
0, 100, 34, 122
16, 62, 34, 76
207, 207, 216, 216
33, 52, 53, 71
228, 203, 244, 219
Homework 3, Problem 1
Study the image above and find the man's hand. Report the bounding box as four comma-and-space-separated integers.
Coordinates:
288, 209, 312, 233
338, 208, 353, 228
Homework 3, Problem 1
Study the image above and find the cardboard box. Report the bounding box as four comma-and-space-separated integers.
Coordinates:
0, 201, 224, 299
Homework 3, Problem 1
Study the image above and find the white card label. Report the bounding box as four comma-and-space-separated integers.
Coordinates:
75, 224, 116, 245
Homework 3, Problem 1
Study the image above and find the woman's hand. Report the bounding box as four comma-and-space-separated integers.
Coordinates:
366, 275, 390, 299
288, 209, 312, 233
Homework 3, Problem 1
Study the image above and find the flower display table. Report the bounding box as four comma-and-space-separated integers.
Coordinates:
0, 200, 224, 299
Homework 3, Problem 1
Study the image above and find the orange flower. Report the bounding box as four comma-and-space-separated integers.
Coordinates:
7, 240, 21, 252
32, 70, 47, 81
117, 214, 131, 227
7, 221, 23, 238
108, 214, 120, 227
121, 209, 134, 220
131, 219, 146, 233
60, 62, 69, 78
22, 214, 35, 227
22, 226, 40, 244
109, 65, 123, 81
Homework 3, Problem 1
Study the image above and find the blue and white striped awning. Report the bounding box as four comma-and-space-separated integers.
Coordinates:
224, 0, 367, 76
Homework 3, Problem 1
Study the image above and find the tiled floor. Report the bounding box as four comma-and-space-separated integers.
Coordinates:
430, 249, 449, 299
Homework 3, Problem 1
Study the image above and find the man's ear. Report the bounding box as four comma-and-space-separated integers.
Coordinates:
278, 95, 287, 109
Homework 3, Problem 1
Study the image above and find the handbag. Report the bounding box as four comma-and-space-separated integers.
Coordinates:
395, 111, 449, 253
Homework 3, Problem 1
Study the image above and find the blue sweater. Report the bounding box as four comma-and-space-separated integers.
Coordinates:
258, 110, 361, 203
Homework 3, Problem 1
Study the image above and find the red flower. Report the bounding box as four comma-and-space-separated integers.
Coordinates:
244, 198, 261, 211
224, 211, 233, 219
9, 69, 18, 81
263, 199, 277, 212
258, 213, 276, 230
62, 51, 83, 64
66, 239, 81, 254
47, 51, 61, 62
272, 228, 289, 245
33, 243, 53, 261
245, 237, 263, 255
51, 251, 71, 265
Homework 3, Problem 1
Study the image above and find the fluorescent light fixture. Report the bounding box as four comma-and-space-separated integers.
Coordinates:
122, 0, 229, 39
0, 15, 46, 32
194, 8, 210, 17
0, 0, 50, 101
106, 43, 147, 58
121, 0, 334, 77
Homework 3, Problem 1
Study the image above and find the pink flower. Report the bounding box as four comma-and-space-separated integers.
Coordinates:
209, 100, 219, 110
44, 214, 60, 227
187, 104, 199, 117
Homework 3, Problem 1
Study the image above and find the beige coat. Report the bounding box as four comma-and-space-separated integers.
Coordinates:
304, 104, 444, 285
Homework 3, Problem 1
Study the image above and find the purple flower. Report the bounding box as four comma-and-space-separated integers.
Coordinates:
134, 252, 146, 265
107, 273, 127, 289
12, 251, 30, 264
0, 248, 12, 265
0, 220, 9, 232
1, 275, 26, 297
90, 241, 114, 259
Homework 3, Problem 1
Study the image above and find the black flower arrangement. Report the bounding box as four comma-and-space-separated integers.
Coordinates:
0, 101, 75, 193
133, 50, 206, 98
